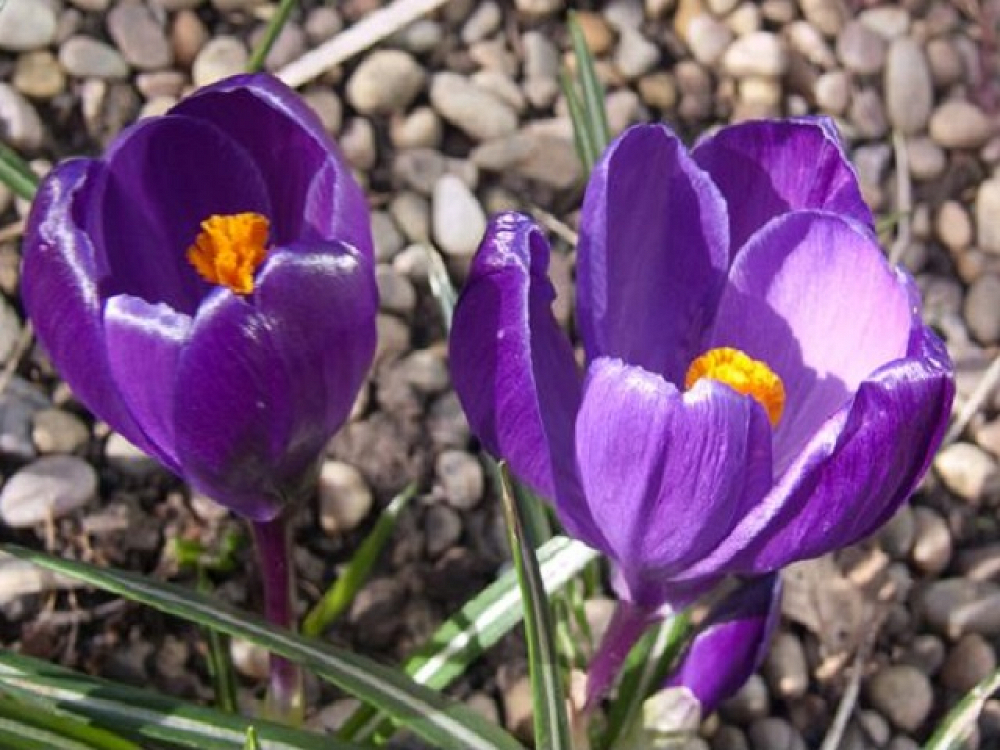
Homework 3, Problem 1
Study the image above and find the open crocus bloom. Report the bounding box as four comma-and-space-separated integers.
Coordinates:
23, 73, 377, 521
450, 118, 953, 607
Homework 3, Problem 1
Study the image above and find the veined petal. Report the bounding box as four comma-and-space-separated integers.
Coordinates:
173, 242, 376, 520
708, 211, 912, 472
22, 158, 165, 463
682, 322, 953, 579
692, 118, 872, 255
94, 114, 272, 315
448, 212, 598, 541
576, 124, 729, 386
103, 296, 191, 470
575, 358, 772, 604
173, 74, 371, 258
665, 574, 782, 713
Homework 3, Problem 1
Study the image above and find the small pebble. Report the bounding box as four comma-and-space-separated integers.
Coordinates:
929, 101, 994, 149
865, 665, 933, 732
191, 36, 248, 88
0, 553, 84, 606
884, 37, 933, 135
977, 178, 1000, 253
425, 504, 462, 557
910, 506, 952, 575
432, 174, 487, 257
940, 633, 996, 693
919, 578, 1000, 639
347, 50, 425, 114
836, 20, 887, 75
763, 632, 809, 699
0, 83, 44, 150
965, 274, 1000, 345
436, 450, 484, 510
0, 455, 97, 527
0, 0, 57, 51
31, 408, 89, 455
106, 3, 173, 71
318, 460, 373, 535
723, 32, 788, 77
430, 72, 519, 142
934, 442, 1000, 502
13, 51, 66, 100
59, 36, 130, 79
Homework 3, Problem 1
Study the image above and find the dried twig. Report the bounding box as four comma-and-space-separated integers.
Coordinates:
819, 625, 877, 750
529, 204, 579, 246
277, 0, 451, 88
945, 350, 1000, 445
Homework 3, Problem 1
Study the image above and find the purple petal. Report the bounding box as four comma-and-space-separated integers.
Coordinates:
692, 118, 873, 254
586, 601, 660, 706
172, 74, 372, 258
574, 358, 772, 605
448, 213, 601, 543
708, 211, 912, 472
94, 114, 272, 315
173, 243, 377, 520
576, 124, 729, 386
682, 322, 953, 579
22, 159, 164, 462
103, 296, 191, 471
665, 574, 782, 713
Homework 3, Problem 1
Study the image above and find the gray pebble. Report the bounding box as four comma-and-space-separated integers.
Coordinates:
432, 174, 486, 257
430, 72, 518, 142
0, 83, 44, 150
934, 442, 1000, 502
461, 1, 501, 44
376, 265, 417, 317
340, 117, 376, 171
762, 632, 808, 699
723, 32, 787, 77
425, 504, 462, 558
0, 0, 57, 51
941, 633, 996, 693
436, 450, 484, 510
747, 717, 806, 750
375, 313, 411, 365
302, 89, 342, 134
31, 408, 89, 455
0, 455, 97, 527
0, 552, 84, 606
104, 432, 160, 477
191, 36, 247, 88
250, 21, 304, 71
858, 6, 910, 39
394, 19, 443, 55
836, 20, 887, 74
687, 15, 734, 67
349, 577, 405, 648
721, 674, 770, 724
911, 506, 952, 575
389, 192, 430, 244
929, 101, 995, 149
318, 460, 373, 535
515, 0, 563, 18
865, 665, 933, 732
107, 3, 173, 71
347, 50, 425, 115
907, 137, 946, 180
977, 178, 1000, 253
884, 37, 932, 135
471, 130, 582, 190
372, 211, 404, 263
965, 274, 1000, 345
919, 578, 1000, 639
390, 106, 442, 150
59, 36, 130, 79
13, 51, 65, 100
879, 504, 916, 559
615, 27, 660, 79
399, 349, 449, 395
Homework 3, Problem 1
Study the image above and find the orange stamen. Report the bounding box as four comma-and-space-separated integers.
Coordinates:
186, 212, 270, 295
685, 347, 785, 426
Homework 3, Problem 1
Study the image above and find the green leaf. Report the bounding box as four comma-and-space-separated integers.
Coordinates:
0, 651, 354, 750
339, 535, 600, 742
559, 70, 599, 173
424, 244, 458, 331
302, 483, 416, 637
498, 463, 572, 750
0, 695, 140, 750
243, 727, 261, 750
566, 12, 611, 161
601, 613, 691, 750
0, 142, 38, 201
0, 544, 526, 750
924, 669, 1000, 750
247, 0, 297, 73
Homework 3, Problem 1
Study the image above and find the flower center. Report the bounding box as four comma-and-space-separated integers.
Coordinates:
186, 212, 270, 295
684, 347, 785, 426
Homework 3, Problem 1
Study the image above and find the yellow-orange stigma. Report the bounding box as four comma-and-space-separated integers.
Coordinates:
186, 212, 270, 295
684, 347, 785, 426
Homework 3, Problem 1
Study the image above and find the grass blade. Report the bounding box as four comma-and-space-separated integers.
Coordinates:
0, 652, 355, 750
567, 12, 611, 159
559, 70, 599, 173
601, 613, 691, 750
247, 0, 297, 73
339, 535, 600, 742
302, 483, 416, 637
244, 727, 261, 750
0, 545, 526, 750
424, 244, 458, 330
498, 463, 571, 750
924, 669, 1000, 750
0, 142, 38, 201
0, 696, 139, 750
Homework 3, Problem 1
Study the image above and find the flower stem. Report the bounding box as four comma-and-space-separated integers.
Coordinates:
250, 515, 303, 724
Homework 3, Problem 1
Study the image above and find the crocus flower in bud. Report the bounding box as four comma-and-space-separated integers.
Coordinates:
449, 119, 953, 618
664, 574, 782, 716
23, 73, 377, 522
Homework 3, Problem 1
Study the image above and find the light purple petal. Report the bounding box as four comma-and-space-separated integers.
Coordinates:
103, 296, 191, 470
586, 601, 660, 706
575, 358, 772, 604
576, 124, 729, 386
708, 211, 912, 472
665, 574, 782, 713
448, 213, 602, 543
173, 242, 377, 520
172, 74, 372, 259
22, 158, 165, 463
692, 118, 873, 255
93, 114, 272, 315
681, 322, 953, 579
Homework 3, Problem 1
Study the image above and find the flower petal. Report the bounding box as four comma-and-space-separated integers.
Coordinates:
708, 211, 912, 471
665, 574, 782, 713
692, 118, 872, 254
94, 114, 272, 315
103, 295, 191, 470
449, 213, 599, 538
574, 358, 772, 605
172, 74, 372, 258
683, 322, 953, 579
576, 124, 729, 386
173, 242, 377, 520
22, 158, 164, 462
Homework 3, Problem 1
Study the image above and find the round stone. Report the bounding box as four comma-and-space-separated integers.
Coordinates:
865, 665, 933, 732
192, 36, 248, 88
977, 178, 1000, 253
0, 0, 56, 52
934, 442, 1000, 501
929, 101, 994, 149
432, 174, 486, 257
59, 36, 130, 79
107, 3, 173, 71
430, 72, 518, 142
884, 37, 933, 135
0, 455, 97, 527
12, 51, 65, 100
965, 274, 1000, 345
318, 460, 373, 535
723, 32, 788, 77
347, 50, 426, 115
436, 450, 484, 510
0, 84, 43, 150
836, 20, 887, 74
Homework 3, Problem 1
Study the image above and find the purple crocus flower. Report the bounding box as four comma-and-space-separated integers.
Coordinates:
22, 73, 377, 522
449, 118, 953, 662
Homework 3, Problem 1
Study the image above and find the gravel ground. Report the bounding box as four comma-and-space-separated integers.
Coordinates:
0, 0, 999, 748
